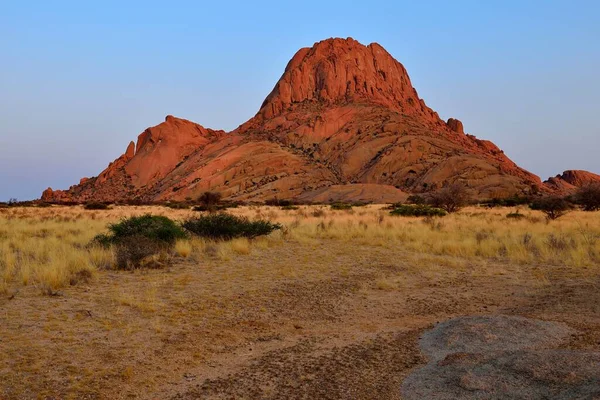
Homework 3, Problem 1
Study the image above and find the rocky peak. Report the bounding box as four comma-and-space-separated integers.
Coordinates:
257, 37, 440, 122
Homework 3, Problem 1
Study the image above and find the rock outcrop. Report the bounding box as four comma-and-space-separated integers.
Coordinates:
42, 37, 592, 203
545, 170, 600, 193
446, 118, 464, 134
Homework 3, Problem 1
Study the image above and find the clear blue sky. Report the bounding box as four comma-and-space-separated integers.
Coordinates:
1, 0, 599, 200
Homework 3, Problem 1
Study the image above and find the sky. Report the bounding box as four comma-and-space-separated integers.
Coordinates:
1, 1, 599, 201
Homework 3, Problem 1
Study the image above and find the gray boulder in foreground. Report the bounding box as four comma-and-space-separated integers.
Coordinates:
402, 315, 600, 400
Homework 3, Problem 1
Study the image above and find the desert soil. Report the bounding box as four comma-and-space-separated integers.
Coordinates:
1, 240, 599, 399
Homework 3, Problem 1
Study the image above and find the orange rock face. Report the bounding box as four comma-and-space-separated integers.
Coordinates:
41, 37, 592, 204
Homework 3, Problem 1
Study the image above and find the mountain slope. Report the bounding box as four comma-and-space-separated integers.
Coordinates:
43, 37, 582, 203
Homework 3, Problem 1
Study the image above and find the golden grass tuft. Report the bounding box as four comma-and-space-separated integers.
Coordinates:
228, 238, 251, 255
174, 240, 192, 258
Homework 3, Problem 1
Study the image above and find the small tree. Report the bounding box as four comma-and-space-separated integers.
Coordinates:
197, 191, 222, 212
574, 183, 600, 211
530, 196, 572, 220
427, 183, 471, 213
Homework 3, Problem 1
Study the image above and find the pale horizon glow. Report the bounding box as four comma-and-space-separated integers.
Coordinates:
1, 1, 599, 200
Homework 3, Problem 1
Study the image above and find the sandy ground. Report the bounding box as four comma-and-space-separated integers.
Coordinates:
1, 239, 599, 399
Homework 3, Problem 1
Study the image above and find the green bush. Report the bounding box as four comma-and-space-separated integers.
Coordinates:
281, 204, 299, 210
182, 213, 281, 240
390, 204, 447, 217
93, 214, 187, 247
84, 202, 110, 210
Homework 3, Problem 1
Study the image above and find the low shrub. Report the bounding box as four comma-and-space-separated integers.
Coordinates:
406, 194, 426, 205
387, 202, 403, 210
163, 202, 190, 210
84, 202, 110, 210
330, 202, 352, 210
192, 202, 238, 212
265, 198, 294, 207
122, 198, 148, 206
390, 204, 447, 217
281, 204, 300, 210
221, 201, 240, 209
93, 214, 187, 247
56, 201, 81, 206
4, 199, 37, 207
506, 211, 525, 219
481, 195, 532, 208
182, 213, 281, 240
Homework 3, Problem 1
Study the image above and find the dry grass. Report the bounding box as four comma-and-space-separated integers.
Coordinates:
0, 204, 599, 295
1, 204, 599, 399
234, 204, 600, 269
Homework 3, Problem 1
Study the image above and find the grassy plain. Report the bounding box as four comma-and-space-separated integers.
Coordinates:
0, 204, 599, 398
